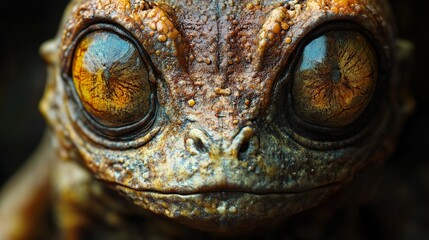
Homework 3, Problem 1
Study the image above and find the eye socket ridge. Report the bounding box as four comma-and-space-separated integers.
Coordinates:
64, 23, 158, 139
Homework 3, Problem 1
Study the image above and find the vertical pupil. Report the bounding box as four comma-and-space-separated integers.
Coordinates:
102, 69, 110, 82
331, 66, 341, 82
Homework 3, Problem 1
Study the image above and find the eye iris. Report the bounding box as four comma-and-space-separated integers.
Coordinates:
72, 31, 151, 127
292, 31, 377, 128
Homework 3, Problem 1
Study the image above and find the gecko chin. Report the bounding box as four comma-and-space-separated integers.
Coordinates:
114, 183, 342, 233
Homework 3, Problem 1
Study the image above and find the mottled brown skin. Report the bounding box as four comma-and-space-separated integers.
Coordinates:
0, 0, 414, 239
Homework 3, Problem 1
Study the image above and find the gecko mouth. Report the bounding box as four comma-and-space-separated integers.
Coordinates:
105, 180, 342, 196
112, 182, 342, 233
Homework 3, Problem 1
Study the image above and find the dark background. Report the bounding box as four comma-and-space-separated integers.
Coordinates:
0, 0, 427, 236
0, 0, 70, 183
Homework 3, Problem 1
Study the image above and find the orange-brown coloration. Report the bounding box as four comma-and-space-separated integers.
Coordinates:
293, 31, 377, 127
188, 99, 196, 107
72, 31, 151, 127
141, 7, 180, 43
0, 0, 412, 238
257, 7, 290, 55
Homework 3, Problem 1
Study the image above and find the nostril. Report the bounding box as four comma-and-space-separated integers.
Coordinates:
185, 129, 211, 155
239, 139, 250, 154
193, 138, 207, 153
238, 136, 259, 160
232, 127, 259, 159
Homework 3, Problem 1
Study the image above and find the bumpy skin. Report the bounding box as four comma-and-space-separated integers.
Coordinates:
3, 0, 413, 238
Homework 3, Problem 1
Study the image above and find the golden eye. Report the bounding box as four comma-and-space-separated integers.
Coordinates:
292, 31, 377, 128
72, 31, 152, 127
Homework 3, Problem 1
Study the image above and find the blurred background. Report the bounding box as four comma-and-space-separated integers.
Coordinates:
0, 0, 69, 184
0, 0, 427, 237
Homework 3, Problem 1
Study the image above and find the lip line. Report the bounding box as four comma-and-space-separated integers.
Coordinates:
105, 180, 342, 196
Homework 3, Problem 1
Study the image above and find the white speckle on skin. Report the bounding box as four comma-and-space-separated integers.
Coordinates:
217, 202, 227, 215
228, 206, 237, 213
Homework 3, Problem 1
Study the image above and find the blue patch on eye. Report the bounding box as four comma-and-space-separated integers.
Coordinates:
299, 35, 327, 71
84, 32, 133, 73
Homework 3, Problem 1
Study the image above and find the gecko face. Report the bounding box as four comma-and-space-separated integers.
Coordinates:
41, 0, 413, 233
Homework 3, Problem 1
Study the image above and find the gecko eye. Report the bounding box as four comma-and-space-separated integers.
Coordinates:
71, 31, 152, 128
291, 30, 377, 129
